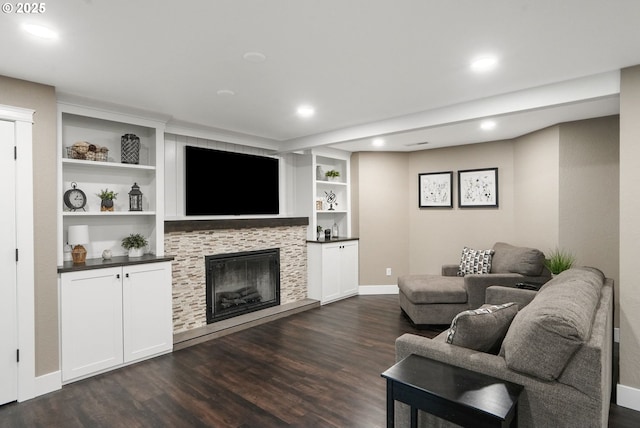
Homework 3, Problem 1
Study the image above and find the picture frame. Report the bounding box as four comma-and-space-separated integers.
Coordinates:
458, 167, 498, 208
419, 171, 453, 208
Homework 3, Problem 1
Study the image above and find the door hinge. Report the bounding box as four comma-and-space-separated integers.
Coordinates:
16, 349, 19, 363
15, 248, 18, 262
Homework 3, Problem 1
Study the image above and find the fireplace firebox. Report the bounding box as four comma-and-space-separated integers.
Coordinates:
205, 248, 280, 323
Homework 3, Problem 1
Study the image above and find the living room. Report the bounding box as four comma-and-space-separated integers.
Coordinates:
1, 1, 640, 423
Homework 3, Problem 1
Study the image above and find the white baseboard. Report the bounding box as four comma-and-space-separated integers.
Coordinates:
614, 327, 620, 343
358, 284, 398, 295
617, 383, 640, 412
31, 370, 61, 400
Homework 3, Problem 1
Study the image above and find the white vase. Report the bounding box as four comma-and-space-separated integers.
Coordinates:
128, 247, 144, 258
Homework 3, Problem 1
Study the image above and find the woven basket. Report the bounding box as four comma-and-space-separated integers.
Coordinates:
66, 145, 108, 162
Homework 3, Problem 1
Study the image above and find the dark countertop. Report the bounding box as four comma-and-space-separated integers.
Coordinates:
58, 254, 175, 273
307, 237, 359, 244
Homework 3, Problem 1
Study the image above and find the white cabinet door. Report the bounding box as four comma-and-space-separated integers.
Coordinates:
339, 241, 359, 297
308, 240, 359, 304
321, 244, 342, 303
60, 267, 123, 382
122, 262, 173, 363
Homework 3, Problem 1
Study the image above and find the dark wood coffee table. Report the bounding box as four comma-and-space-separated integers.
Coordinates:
381, 354, 523, 428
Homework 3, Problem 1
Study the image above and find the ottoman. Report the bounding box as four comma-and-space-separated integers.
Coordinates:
398, 274, 469, 325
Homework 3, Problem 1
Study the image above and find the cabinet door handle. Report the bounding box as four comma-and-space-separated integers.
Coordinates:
126, 273, 129, 278
116, 274, 120, 279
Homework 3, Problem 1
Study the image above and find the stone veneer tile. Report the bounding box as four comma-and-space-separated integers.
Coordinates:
165, 225, 308, 333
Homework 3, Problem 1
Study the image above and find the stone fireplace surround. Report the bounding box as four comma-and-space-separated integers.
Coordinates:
165, 217, 309, 340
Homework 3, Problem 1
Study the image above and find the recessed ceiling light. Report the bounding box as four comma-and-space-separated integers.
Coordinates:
481, 120, 496, 130
216, 89, 235, 96
243, 52, 266, 63
296, 105, 315, 118
22, 23, 58, 40
372, 138, 385, 147
471, 56, 498, 72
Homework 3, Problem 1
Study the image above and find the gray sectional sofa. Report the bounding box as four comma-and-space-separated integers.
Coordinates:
395, 267, 614, 428
398, 242, 552, 325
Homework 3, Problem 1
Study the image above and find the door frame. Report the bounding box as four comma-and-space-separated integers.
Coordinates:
1, 105, 36, 402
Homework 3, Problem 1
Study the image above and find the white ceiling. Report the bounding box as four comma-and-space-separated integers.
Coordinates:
1, 0, 638, 152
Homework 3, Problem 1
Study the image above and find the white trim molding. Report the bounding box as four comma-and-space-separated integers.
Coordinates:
358, 285, 399, 295
34, 371, 61, 397
617, 383, 640, 412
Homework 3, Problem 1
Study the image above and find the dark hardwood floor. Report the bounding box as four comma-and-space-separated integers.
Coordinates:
1, 295, 638, 427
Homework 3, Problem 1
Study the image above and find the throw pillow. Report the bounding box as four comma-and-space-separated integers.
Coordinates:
446, 302, 518, 354
491, 242, 546, 276
457, 246, 495, 276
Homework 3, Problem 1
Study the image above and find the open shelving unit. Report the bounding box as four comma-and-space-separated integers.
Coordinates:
295, 149, 352, 241
56, 102, 166, 265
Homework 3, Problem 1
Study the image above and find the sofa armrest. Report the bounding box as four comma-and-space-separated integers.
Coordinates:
485, 285, 537, 309
441, 264, 459, 276
463, 273, 528, 309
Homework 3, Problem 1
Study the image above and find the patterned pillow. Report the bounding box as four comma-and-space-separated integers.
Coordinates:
457, 246, 495, 276
446, 302, 518, 354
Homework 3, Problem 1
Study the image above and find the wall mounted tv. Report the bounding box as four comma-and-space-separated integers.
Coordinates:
185, 146, 280, 216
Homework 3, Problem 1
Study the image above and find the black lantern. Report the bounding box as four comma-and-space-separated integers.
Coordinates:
128, 182, 143, 211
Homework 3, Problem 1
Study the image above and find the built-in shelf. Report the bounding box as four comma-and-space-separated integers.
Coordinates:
57, 102, 166, 264
317, 210, 348, 214
316, 180, 347, 186
63, 211, 157, 217
62, 158, 156, 171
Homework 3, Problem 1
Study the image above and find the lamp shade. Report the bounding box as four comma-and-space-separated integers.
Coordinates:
68, 225, 90, 246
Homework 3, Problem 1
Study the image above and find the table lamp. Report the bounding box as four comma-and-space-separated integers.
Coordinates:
68, 225, 90, 264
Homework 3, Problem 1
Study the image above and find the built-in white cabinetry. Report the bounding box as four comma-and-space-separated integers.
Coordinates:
59, 259, 173, 383
295, 149, 351, 241
307, 239, 359, 304
57, 102, 166, 264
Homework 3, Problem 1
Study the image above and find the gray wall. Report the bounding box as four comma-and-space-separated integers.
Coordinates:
559, 116, 620, 323
619, 65, 640, 390
513, 126, 560, 249
0, 75, 58, 376
353, 117, 620, 329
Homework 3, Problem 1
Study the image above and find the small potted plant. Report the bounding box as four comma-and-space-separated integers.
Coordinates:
97, 188, 118, 211
121, 233, 148, 258
544, 248, 575, 275
325, 170, 340, 181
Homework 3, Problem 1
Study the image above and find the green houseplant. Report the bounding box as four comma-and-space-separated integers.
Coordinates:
97, 188, 118, 211
121, 233, 148, 258
325, 170, 340, 181
544, 248, 575, 275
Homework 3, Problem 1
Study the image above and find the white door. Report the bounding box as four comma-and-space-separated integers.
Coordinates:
0, 120, 18, 405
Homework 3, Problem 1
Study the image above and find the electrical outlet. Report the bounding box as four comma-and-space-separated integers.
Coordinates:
386, 267, 392, 276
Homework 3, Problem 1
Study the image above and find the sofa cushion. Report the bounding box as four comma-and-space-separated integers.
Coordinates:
397, 274, 467, 303
491, 242, 545, 276
446, 302, 518, 354
457, 246, 495, 276
500, 267, 604, 380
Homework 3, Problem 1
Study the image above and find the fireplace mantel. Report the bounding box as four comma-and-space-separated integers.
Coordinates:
165, 217, 308, 233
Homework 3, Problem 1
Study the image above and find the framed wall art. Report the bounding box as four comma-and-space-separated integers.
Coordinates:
458, 167, 498, 208
419, 171, 453, 208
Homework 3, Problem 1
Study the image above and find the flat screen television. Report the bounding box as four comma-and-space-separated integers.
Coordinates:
185, 146, 280, 216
